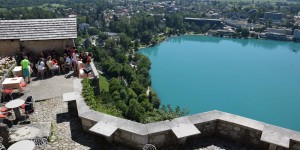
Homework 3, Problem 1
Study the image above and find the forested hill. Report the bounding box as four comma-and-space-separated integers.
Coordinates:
0, 0, 100, 8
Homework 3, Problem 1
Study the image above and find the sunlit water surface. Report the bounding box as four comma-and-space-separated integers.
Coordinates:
139, 35, 300, 131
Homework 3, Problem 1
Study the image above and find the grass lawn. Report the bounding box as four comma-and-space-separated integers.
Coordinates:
99, 75, 109, 92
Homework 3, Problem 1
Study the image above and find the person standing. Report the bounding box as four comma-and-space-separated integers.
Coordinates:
71, 49, 79, 73
21, 56, 31, 84
83, 53, 93, 77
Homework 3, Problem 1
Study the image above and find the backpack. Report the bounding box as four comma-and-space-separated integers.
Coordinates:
82, 55, 88, 63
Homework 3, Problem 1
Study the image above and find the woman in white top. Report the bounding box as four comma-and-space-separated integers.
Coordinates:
46, 56, 61, 73
37, 58, 45, 71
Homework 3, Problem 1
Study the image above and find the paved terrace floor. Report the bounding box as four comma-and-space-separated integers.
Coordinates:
20, 74, 74, 101
4, 74, 255, 150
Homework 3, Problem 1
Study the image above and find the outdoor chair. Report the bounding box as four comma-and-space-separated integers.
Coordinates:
0, 107, 11, 113
0, 110, 13, 126
0, 136, 6, 150
46, 62, 60, 75
65, 63, 73, 72
30, 138, 48, 149
20, 83, 27, 87
36, 64, 48, 78
20, 96, 35, 109
11, 89, 21, 97
143, 144, 157, 150
1, 89, 13, 101
21, 103, 34, 123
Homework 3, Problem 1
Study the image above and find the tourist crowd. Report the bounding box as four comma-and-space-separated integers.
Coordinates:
18, 46, 93, 83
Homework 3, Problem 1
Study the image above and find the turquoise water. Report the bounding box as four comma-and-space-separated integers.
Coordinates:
139, 35, 300, 131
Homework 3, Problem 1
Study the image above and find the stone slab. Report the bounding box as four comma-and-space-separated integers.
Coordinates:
171, 124, 200, 139
146, 120, 172, 134
261, 125, 290, 148
188, 113, 205, 124
199, 110, 222, 122
63, 92, 80, 102
117, 119, 148, 135
9, 122, 51, 143
80, 110, 105, 122
89, 122, 118, 137
289, 130, 300, 142
246, 119, 266, 131
218, 112, 238, 123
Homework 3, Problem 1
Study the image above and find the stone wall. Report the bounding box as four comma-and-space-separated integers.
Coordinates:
291, 140, 300, 150
67, 78, 300, 150
0, 40, 20, 57
21, 39, 74, 55
0, 39, 75, 57
217, 121, 268, 149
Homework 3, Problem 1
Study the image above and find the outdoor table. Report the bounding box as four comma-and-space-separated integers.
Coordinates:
5, 99, 25, 120
12, 66, 22, 77
1, 77, 25, 92
8, 140, 35, 150
12, 66, 33, 77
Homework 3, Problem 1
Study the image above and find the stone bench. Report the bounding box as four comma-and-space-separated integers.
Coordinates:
170, 117, 201, 144
261, 125, 290, 150
89, 122, 118, 142
62, 92, 80, 102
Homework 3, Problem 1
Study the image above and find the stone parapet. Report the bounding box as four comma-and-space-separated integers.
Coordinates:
67, 78, 300, 149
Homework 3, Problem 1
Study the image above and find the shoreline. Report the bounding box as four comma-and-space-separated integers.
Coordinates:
138, 33, 300, 51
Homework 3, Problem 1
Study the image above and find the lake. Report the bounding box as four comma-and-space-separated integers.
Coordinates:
139, 35, 300, 131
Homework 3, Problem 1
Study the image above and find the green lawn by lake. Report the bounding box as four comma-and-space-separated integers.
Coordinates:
100, 75, 109, 92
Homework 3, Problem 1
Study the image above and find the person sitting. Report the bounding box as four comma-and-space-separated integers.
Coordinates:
37, 58, 45, 70
64, 45, 70, 57
59, 56, 65, 72
51, 50, 58, 58
46, 56, 60, 75
64, 54, 72, 72
52, 58, 58, 65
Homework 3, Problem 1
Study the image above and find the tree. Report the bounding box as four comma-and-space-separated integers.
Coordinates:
126, 99, 145, 122
119, 33, 132, 51
127, 88, 137, 103
241, 28, 250, 38
98, 32, 108, 41
88, 28, 100, 36
84, 39, 92, 49
109, 78, 122, 94
149, 91, 160, 109
130, 81, 145, 96
140, 31, 152, 45
116, 100, 128, 116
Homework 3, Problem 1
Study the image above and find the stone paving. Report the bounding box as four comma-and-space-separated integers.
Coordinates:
20, 74, 74, 101
29, 97, 131, 150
